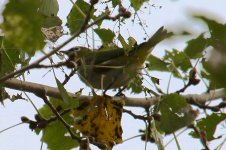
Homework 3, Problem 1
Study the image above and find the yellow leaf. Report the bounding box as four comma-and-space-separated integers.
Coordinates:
72, 96, 124, 149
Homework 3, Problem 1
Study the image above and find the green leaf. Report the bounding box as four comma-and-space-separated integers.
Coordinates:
0, 88, 10, 103
95, 28, 115, 44
38, 98, 64, 119
195, 16, 226, 49
118, 34, 130, 52
202, 55, 226, 89
55, 78, 71, 104
118, 35, 137, 53
127, 75, 143, 94
167, 63, 181, 78
0, 45, 21, 77
184, 33, 208, 59
55, 78, 79, 108
42, 16, 62, 28
39, 0, 59, 17
164, 49, 192, 72
196, 16, 226, 89
2, 0, 45, 55
92, 10, 110, 27
67, 0, 95, 34
147, 55, 169, 72
0, 36, 3, 47
200, 70, 209, 79
42, 121, 79, 150
38, 98, 79, 150
130, 0, 148, 11
190, 113, 226, 141
128, 37, 137, 47
97, 44, 119, 51
112, 0, 120, 7
151, 77, 160, 85
201, 68, 223, 89
159, 94, 198, 134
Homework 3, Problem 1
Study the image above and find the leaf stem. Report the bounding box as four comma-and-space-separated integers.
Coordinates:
0, 122, 23, 133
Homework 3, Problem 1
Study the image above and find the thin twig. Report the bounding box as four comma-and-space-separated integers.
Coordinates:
167, 73, 172, 94
36, 92, 81, 142
164, 128, 188, 147
176, 68, 200, 93
123, 108, 148, 120
173, 132, 181, 150
62, 69, 77, 85
216, 137, 226, 150
0, 7, 110, 83
187, 98, 225, 112
23, 91, 40, 114
40, 130, 45, 150
22, 108, 71, 129
189, 124, 210, 150
46, 109, 71, 124
35, 61, 67, 69
123, 134, 144, 142
0, 122, 24, 133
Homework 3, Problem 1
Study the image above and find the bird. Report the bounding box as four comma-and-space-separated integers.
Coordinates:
61, 26, 171, 90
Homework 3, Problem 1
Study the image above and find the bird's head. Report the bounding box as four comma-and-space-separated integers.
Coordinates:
61, 46, 92, 60
60, 47, 81, 60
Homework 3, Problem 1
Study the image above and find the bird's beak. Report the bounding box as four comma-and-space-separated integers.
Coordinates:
60, 50, 69, 55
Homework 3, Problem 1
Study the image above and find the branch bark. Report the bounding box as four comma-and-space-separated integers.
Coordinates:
3, 78, 226, 108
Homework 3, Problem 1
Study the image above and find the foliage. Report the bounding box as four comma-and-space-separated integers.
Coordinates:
1, 0, 45, 55
72, 96, 124, 149
0, 0, 225, 150
94, 28, 115, 44
37, 98, 79, 150
158, 94, 198, 134
67, 0, 94, 34
0, 45, 21, 77
190, 113, 226, 141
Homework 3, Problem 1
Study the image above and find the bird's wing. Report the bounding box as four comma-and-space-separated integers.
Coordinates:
84, 48, 126, 65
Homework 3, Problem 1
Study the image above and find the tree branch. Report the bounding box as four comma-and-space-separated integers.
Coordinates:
0, 6, 132, 83
189, 124, 210, 150
0, 6, 109, 83
35, 92, 81, 142
3, 78, 226, 108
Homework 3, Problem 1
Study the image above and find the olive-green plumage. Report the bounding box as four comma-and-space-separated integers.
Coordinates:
62, 26, 170, 89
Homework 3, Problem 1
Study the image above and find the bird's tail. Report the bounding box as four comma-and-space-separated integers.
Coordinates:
134, 26, 172, 64
146, 26, 171, 49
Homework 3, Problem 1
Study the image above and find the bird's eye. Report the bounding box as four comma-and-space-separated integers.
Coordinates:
73, 47, 81, 51
67, 47, 81, 53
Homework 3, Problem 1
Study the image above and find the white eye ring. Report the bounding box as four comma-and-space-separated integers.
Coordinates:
73, 47, 81, 51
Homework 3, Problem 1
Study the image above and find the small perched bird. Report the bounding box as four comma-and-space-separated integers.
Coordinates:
62, 27, 170, 90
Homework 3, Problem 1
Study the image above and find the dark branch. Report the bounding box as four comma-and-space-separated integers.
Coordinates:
123, 109, 148, 120
189, 124, 210, 150
35, 90, 81, 142
62, 69, 77, 85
